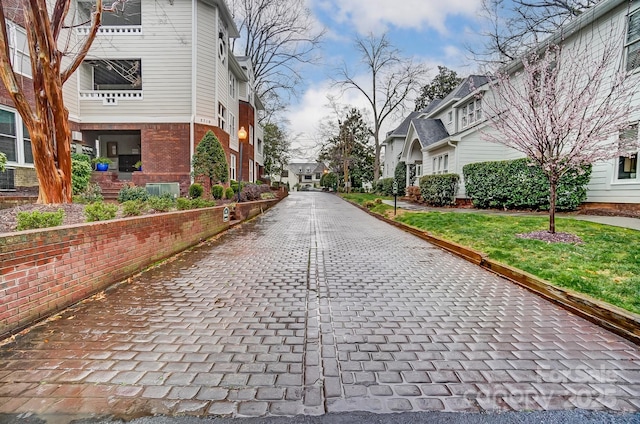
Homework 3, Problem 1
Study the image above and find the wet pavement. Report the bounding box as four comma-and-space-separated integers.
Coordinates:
0, 192, 639, 422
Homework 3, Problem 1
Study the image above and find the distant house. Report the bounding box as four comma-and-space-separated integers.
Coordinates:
0, 0, 264, 195
277, 162, 328, 190
388, 0, 640, 210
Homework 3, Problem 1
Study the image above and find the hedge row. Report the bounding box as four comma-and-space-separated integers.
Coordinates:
419, 174, 459, 206
463, 158, 591, 211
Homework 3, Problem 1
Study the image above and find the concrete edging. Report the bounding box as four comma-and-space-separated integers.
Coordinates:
348, 198, 640, 345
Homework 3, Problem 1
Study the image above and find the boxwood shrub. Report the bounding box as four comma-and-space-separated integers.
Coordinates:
419, 173, 460, 206
463, 158, 591, 211
375, 178, 394, 196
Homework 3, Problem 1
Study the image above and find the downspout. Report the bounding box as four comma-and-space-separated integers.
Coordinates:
189, 0, 197, 184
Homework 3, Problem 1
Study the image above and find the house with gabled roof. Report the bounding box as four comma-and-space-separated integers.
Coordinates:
390, 0, 640, 210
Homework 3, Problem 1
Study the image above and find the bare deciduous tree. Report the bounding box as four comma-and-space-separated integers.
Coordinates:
334, 33, 428, 181
229, 0, 324, 120
473, 0, 600, 65
0, 0, 104, 204
482, 34, 639, 234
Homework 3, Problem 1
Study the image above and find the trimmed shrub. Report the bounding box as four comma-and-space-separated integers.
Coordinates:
230, 180, 241, 193
71, 153, 92, 195
191, 198, 216, 208
16, 209, 65, 231
189, 183, 204, 199
224, 187, 235, 199
419, 173, 460, 206
176, 197, 191, 210
74, 183, 103, 204
84, 201, 118, 222
375, 178, 394, 196
122, 200, 146, 216
363, 200, 375, 209
147, 195, 174, 212
394, 162, 407, 196
117, 185, 149, 203
374, 198, 382, 204
463, 158, 591, 211
211, 184, 224, 200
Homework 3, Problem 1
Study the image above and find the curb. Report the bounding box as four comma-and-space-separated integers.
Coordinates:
349, 199, 640, 345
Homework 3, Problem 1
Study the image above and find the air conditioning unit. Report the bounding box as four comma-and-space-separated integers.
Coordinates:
145, 183, 180, 198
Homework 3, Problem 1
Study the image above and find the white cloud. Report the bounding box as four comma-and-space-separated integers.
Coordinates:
317, 0, 483, 35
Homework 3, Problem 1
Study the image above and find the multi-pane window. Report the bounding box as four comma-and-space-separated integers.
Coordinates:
0, 109, 17, 162
448, 111, 453, 124
22, 123, 33, 164
249, 125, 254, 145
257, 138, 263, 155
249, 159, 254, 182
229, 112, 236, 139
0, 108, 32, 165
461, 99, 482, 128
432, 153, 449, 174
78, 0, 141, 26
618, 124, 639, 180
86, 59, 142, 90
626, 8, 640, 71
230, 153, 237, 181
6, 22, 31, 78
218, 103, 227, 131
229, 74, 237, 98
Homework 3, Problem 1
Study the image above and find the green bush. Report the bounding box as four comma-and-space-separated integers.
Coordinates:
363, 200, 375, 209
16, 209, 65, 231
191, 198, 216, 209
122, 200, 146, 216
84, 201, 118, 222
419, 174, 460, 206
211, 184, 224, 200
224, 187, 235, 199
230, 180, 241, 193
147, 195, 174, 212
394, 162, 407, 196
375, 178, 395, 196
71, 154, 92, 195
463, 158, 591, 211
260, 192, 276, 200
0, 151, 6, 172
176, 197, 191, 210
74, 183, 103, 204
117, 185, 149, 203
189, 183, 204, 198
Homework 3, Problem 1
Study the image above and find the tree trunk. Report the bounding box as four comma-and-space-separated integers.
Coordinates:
374, 138, 381, 182
549, 179, 557, 234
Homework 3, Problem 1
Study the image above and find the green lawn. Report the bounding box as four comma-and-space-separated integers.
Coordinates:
393, 212, 640, 314
341, 193, 394, 215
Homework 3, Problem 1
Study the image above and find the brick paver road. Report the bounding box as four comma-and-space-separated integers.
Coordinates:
0, 192, 639, 420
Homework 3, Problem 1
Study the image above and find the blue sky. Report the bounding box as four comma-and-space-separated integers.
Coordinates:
284, 0, 488, 159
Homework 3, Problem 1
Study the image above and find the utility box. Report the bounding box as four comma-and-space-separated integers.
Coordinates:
146, 183, 180, 198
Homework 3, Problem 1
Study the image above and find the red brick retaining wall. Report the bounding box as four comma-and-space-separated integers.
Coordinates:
0, 198, 280, 339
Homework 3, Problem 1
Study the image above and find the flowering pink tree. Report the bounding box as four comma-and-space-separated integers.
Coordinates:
483, 38, 639, 234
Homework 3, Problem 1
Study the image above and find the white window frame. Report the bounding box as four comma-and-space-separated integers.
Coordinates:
249, 159, 254, 182
249, 124, 254, 145
0, 106, 31, 165
230, 153, 237, 181
229, 112, 237, 140
461, 99, 482, 128
432, 153, 449, 174
448, 111, 453, 124
6, 22, 32, 78
626, 7, 640, 72
229, 74, 237, 98
616, 124, 639, 181
218, 103, 227, 131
